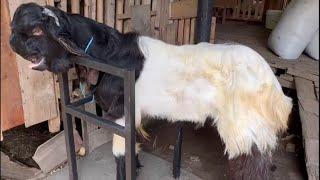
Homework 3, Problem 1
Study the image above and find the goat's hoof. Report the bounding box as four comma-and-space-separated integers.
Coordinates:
115, 155, 143, 180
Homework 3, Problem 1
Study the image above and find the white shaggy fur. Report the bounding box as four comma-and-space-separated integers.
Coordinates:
113, 36, 292, 159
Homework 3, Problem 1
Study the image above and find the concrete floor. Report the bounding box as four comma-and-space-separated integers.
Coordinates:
46, 142, 200, 180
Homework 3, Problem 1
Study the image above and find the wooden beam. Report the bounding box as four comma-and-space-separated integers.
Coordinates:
104, 0, 115, 27
169, 0, 198, 19
1, 0, 25, 132
96, 0, 104, 23
71, 0, 80, 14
117, 10, 157, 20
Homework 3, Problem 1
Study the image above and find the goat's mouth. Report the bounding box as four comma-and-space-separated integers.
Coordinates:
27, 55, 47, 71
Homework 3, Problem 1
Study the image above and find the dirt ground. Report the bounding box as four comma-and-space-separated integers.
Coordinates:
0, 122, 57, 169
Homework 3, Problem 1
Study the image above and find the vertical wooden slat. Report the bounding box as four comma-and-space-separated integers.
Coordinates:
1, 0, 25, 132
190, 17, 196, 44
153, 0, 160, 38
159, 0, 170, 40
71, 0, 80, 14
165, 22, 177, 44
46, 0, 54, 6
116, 0, 124, 32
142, 0, 151, 5
97, 0, 104, 23
123, 0, 134, 33
177, 19, 184, 45
84, 0, 90, 17
183, 18, 190, 44
210, 17, 216, 43
254, 0, 259, 19
105, 0, 115, 27
60, 0, 67, 11
258, 0, 265, 20
135, 0, 141, 5
91, 0, 97, 20
247, 0, 252, 19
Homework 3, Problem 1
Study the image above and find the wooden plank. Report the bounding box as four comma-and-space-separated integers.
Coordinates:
287, 68, 319, 84
1, 0, 25, 132
135, 0, 141, 5
8, 0, 58, 128
116, 0, 124, 32
169, 0, 197, 19
71, 0, 80, 14
277, 76, 294, 89
91, 0, 97, 20
123, 0, 134, 33
46, 0, 54, 6
32, 130, 82, 173
117, 10, 156, 20
59, 0, 67, 11
153, 0, 160, 38
165, 23, 178, 44
48, 75, 61, 133
84, 0, 90, 17
104, 0, 115, 27
279, 74, 294, 82
190, 18, 196, 44
299, 99, 319, 116
295, 77, 317, 101
177, 19, 184, 45
210, 17, 216, 43
169, 0, 198, 19
159, 0, 169, 39
183, 18, 190, 44
96, 0, 104, 23
142, 0, 151, 5
131, 5, 151, 36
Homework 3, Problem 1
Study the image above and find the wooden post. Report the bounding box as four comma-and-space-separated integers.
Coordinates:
195, 0, 213, 43
71, 0, 80, 14
97, 0, 104, 23
104, 0, 116, 27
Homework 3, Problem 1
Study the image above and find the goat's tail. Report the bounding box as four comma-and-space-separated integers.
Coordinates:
261, 84, 293, 133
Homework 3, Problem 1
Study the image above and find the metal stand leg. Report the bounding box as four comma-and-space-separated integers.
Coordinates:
173, 126, 183, 179
64, 113, 79, 180
59, 72, 78, 180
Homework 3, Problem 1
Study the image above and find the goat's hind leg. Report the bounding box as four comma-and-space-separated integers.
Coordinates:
228, 145, 271, 180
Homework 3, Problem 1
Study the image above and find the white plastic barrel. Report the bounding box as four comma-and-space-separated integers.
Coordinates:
305, 30, 319, 60
268, 0, 319, 60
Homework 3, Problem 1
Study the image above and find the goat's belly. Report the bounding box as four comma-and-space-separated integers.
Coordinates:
136, 78, 218, 123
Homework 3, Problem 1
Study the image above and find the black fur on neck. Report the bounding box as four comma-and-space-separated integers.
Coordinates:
51, 8, 145, 118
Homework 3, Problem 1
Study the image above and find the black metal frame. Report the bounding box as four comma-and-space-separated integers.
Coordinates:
58, 56, 136, 180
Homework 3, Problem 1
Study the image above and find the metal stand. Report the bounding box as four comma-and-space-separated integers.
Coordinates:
195, 0, 214, 43
173, 126, 183, 179
58, 56, 136, 180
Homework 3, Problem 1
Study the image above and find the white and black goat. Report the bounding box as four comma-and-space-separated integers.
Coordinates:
10, 3, 293, 180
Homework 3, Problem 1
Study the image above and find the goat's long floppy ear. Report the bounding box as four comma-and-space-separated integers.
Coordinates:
42, 7, 86, 57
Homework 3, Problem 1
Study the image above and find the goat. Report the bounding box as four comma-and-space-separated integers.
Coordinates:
10, 3, 292, 180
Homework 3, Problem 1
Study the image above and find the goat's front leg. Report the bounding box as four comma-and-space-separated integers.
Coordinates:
112, 116, 143, 180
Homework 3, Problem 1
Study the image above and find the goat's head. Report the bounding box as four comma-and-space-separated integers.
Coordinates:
9, 3, 85, 73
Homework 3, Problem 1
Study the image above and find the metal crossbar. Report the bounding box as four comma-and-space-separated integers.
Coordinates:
58, 56, 136, 180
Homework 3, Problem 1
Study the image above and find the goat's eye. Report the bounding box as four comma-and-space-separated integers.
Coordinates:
32, 27, 43, 36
